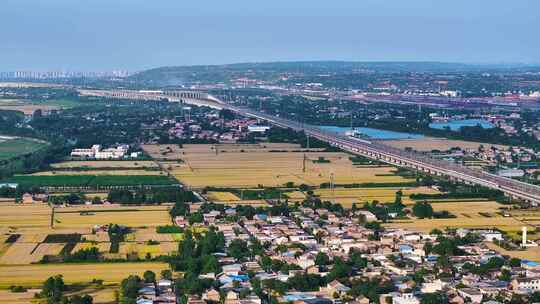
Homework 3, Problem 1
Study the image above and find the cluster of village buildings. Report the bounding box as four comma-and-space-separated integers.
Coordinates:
133, 203, 540, 304
166, 113, 270, 142
70, 144, 140, 159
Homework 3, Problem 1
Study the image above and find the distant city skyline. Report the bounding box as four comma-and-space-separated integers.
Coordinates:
1, 0, 539, 71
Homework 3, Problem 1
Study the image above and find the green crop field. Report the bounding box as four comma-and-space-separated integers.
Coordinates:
0, 137, 49, 161
3, 175, 178, 187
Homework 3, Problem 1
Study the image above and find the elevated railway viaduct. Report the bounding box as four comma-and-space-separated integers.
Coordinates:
78, 88, 540, 204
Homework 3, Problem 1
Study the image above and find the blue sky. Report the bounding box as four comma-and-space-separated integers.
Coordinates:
1, 0, 539, 71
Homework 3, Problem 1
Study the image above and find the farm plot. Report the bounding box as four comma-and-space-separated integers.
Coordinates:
143, 143, 317, 160
28, 243, 66, 261
207, 191, 241, 201
31, 170, 165, 176
0, 203, 51, 229
485, 242, 540, 262
0, 262, 170, 287
82, 232, 110, 242
431, 201, 507, 218
382, 137, 507, 152
387, 216, 523, 233
72, 242, 111, 253
0, 289, 39, 304
53, 207, 172, 229
145, 144, 413, 188
119, 242, 177, 258
313, 186, 440, 206
51, 160, 159, 169
0, 243, 38, 264
133, 228, 176, 242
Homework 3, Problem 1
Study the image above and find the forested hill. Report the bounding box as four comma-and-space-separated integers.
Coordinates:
128, 61, 513, 86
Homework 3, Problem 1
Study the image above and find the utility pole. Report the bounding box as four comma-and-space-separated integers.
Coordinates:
303, 122, 310, 173
350, 112, 354, 132
50, 206, 55, 229
330, 172, 335, 204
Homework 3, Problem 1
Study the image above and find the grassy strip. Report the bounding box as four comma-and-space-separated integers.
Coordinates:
320, 181, 419, 188
3, 175, 177, 187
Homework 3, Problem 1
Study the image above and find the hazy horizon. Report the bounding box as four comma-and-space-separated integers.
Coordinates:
1, 0, 539, 71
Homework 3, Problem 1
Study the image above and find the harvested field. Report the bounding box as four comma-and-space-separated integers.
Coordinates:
314, 186, 440, 206
0, 262, 169, 287
431, 201, 506, 217
286, 191, 307, 200
17, 233, 48, 243
382, 137, 507, 152
30, 170, 165, 176
143, 143, 320, 160
64, 285, 117, 304
386, 217, 524, 233
51, 160, 158, 169
485, 242, 540, 262
83, 232, 110, 242
72, 242, 111, 253
0, 204, 51, 229
0, 240, 66, 265
0, 289, 40, 304
134, 228, 175, 242
54, 207, 171, 229
58, 204, 171, 213
30, 243, 65, 260
119, 242, 177, 258
145, 144, 413, 188
219, 200, 269, 207
0, 243, 37, 264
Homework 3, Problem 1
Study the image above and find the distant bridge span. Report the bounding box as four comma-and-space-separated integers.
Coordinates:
78, 88, 540, 204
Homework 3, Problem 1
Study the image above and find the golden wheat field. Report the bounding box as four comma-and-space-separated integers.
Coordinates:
119, 242, 177, 258
144, 144, 413, 188
72, 242, 111, 254
53, 208, 171, 229
313, 186, 441, 206
0, 204, 51, 229
133, 228, 176, 242
220, 200, 270, 206
430, 201, 507, 217
206, 191, 241, 201
0, 262, 170, 287
82, 232, 110, 242
387, 216, 524, 233
64, 285, 117, 304
0, 289, 40, 304
142, 143, 319, 160
485, 242, 540, 261
0, 243, 39, 264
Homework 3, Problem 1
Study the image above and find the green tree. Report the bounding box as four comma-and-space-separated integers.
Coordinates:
228, 239, 249, 260
413, 201, 434, 219
143, 270, 156, 283
161, 269, 172, 280
41, 275, 66, 303
315, 252, 330, 267
421, 293, 448, 304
